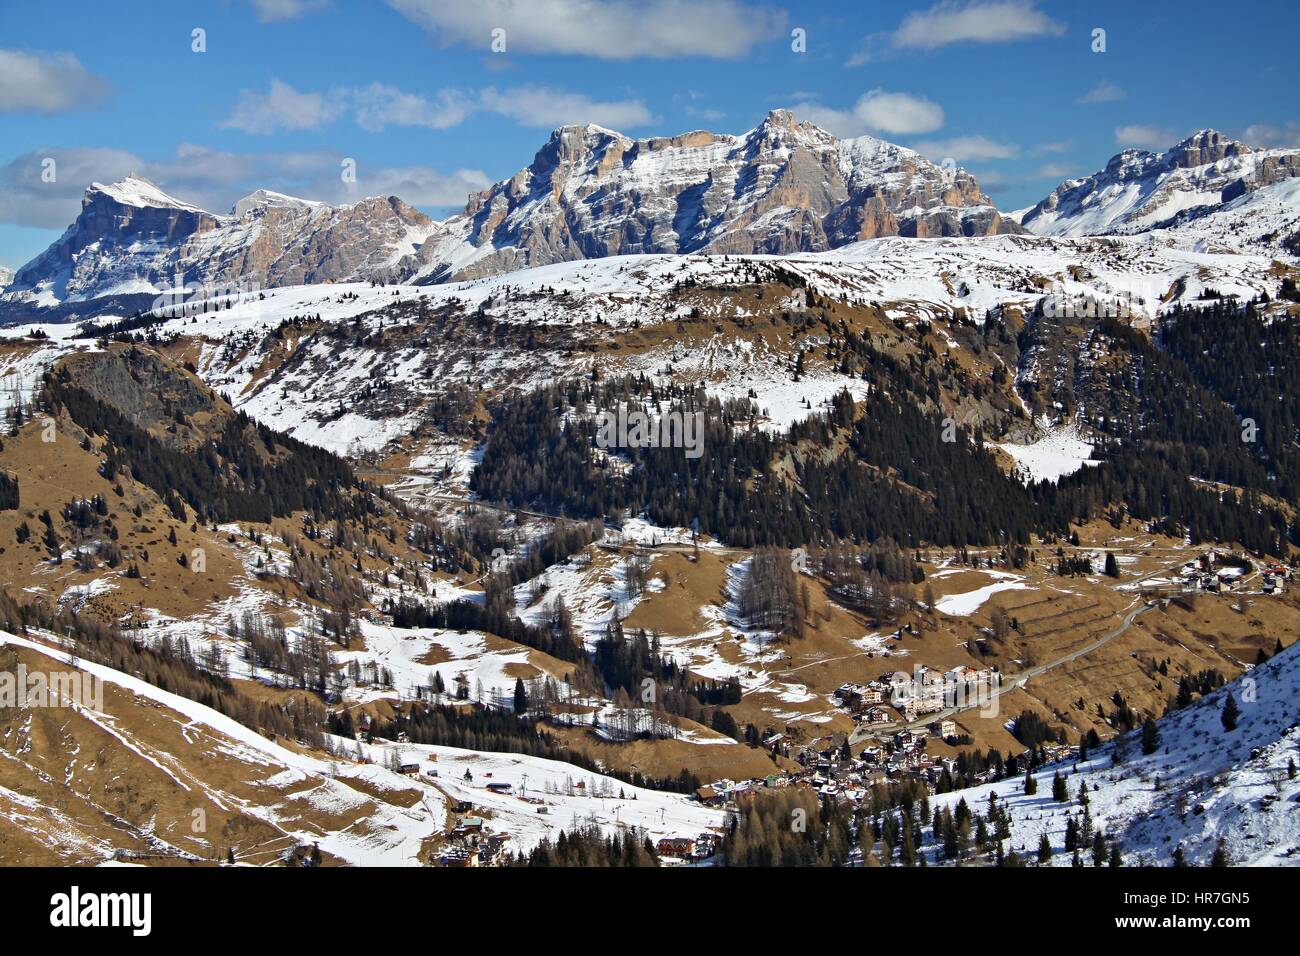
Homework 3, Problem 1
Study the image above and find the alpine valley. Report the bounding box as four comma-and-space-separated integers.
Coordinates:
2, 112, 1299, 869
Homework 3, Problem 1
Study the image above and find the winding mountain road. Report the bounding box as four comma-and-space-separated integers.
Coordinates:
850, 599, 1157, 742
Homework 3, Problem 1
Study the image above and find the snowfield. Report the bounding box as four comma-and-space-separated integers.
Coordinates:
933, 573, 1030, 616
352, 737, 728, 853
997, 422, 1100, 484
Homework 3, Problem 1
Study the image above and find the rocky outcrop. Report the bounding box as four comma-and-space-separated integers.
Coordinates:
9, 112, 1023, 303
5, 177, 436, 305
1021, 130, 1300, 237
408, 110, 1021, 282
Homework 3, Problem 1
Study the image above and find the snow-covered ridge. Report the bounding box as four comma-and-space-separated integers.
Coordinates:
2, 212, 1290, 459
1021, 129, 1300, 238
409, 109, 1019, 284
88, 176, 209, 213
5, 111, 1025, 307
933, 641, 1300, 866
4, 175, 438, 305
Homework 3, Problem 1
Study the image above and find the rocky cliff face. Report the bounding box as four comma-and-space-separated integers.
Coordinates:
184, 191, 433, 290
1021, 130, 1300, 237
411, 110, 1020, 282
8, 112, 1023, 304
5, 177, 436, 305
10, 179, 222, 301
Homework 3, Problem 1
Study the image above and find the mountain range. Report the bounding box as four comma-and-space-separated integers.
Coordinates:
1, 114, 1297, 312
1019, 128, 1300, 236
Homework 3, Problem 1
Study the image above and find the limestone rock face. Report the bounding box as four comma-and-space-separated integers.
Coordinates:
1021, 130, 1300, 237
8, 113, 1023, 302
410, 110, 1021, 282
6, 177, 436, 304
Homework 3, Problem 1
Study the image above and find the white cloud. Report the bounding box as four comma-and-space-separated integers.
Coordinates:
478, 86, 654, 129
0, 144, 489, 233
1035, 162, 1075, 179
329, 165, 491, 206
969, 167, 1008, 190
229, 80, 655, 134
1077, 80, 1125, 105
687, 106, 726, 122
1241, 121, 1300, 149
912, 135, 1018, 162
0, 147, 143, 228
794, 90, 945, 137
850, 0, 1064, 63
891, 1, 1065, 51
1031, 139, 1070, 156
385, 0, 784, 59
220, 79, 344, 134
248, 0, 329, 21
0, 49, 109, 113
352, 84, 477, 131
1114, 124, 1177, 150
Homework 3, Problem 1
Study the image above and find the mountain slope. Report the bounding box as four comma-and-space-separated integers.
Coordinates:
933, 640, 1300, 866
0, 630, 448, 865
409, 109, 1021, 282
1021, 130, 1300, 238
4, 177, 435, 306
5, 112, 1020, 307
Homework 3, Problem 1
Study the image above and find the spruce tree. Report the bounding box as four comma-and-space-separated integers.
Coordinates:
1037, 833, 1052, 864
1221, 692, 1240, 731
1210, 838, 1230, 867
1141, 718, 1159, 755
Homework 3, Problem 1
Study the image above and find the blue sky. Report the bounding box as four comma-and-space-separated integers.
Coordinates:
1, 0, 1297, 270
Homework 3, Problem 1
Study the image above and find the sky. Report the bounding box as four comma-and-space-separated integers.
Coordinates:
1, 0, 1297, 270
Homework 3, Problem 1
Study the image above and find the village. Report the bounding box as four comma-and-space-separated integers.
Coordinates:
417, 659, 1039, 866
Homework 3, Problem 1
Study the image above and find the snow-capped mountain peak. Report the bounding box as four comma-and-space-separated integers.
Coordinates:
406, 111, 1021, 283
86, 174, 207, 213
3, 176, 433, 306
231, 188, 324, 218
1021, 129, 1300, 237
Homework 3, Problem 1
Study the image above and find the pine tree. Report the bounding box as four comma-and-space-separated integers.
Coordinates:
1091, 832, 1106, 867
1221, 692, 1240, 731
1037, 833, 1052, 864
1023, 768, 1037, 796
1052, 771, 1068, 801
1172, 845, 1188, 867
1210, 838, 1230, 867
1104, 551, 1119, 578
513, 677, 528, 715
1141, 718, 1159, 755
